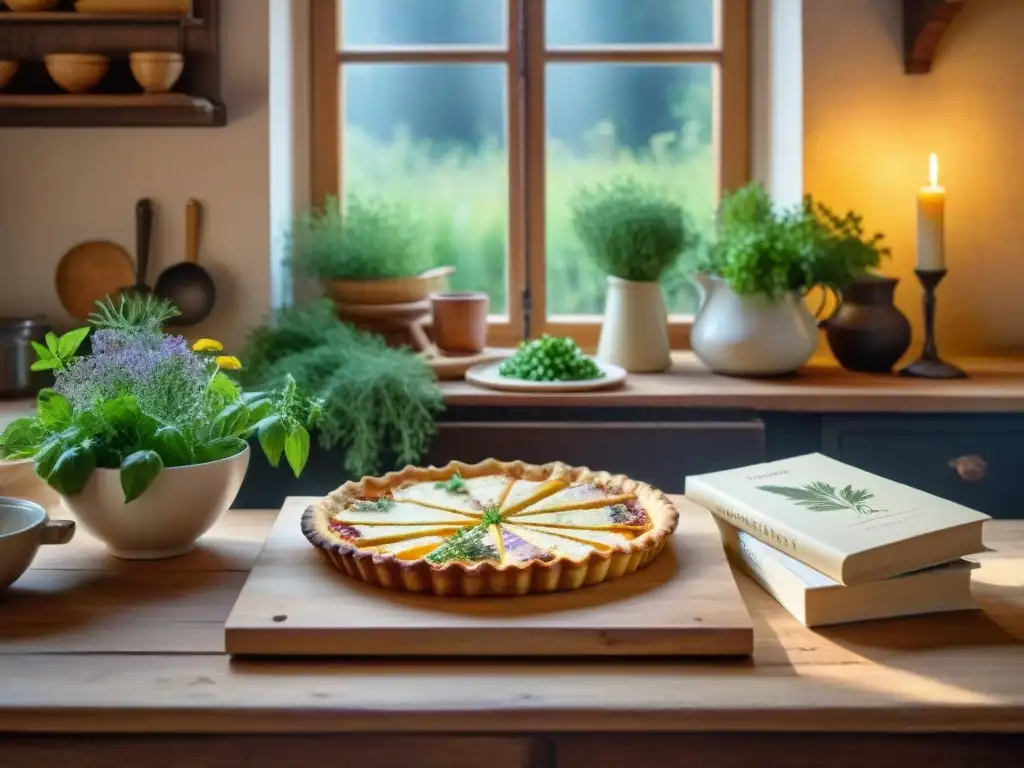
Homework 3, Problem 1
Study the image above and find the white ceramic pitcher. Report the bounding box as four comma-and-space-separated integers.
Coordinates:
595, 276, 672, 372
689, 274, 820, 376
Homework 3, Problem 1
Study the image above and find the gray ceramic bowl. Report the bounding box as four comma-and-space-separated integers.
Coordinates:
0, 497, 75, 591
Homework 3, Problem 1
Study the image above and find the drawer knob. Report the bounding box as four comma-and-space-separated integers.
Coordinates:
949, 455, 987, 482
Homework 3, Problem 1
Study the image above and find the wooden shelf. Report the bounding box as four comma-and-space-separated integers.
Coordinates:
0, 93, 225, 126
0, 0, 222, 127
903, 0, 968, 74
0, 12, 201, 25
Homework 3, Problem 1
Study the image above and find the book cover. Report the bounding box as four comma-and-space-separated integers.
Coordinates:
718, 520, 979, 627
686, 452, 990, 585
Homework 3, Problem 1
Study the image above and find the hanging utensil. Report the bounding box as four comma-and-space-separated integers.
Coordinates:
154, 198, 216, 326
54, 239, 135, 320
118, 198, 154, 298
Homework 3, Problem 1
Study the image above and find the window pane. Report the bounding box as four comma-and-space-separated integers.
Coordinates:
545, 63, 714, 316
546, 0, 715, 47
342, 64, 509, 313
341, 0, 505, 47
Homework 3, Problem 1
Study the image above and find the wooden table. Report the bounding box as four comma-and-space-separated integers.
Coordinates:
1, 502, 1023, 768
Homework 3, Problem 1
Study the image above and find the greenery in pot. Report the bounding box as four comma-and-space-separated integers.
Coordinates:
286, 192, 434, 281
0, 296, 321, 502
239, 299, 445, 477
697, 182, 890, 298
568, 176, 699, 283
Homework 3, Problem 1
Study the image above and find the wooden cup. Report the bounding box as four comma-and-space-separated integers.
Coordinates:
430, 291, 489, 356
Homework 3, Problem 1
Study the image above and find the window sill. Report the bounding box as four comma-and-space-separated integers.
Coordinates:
438, 353, 1024, 413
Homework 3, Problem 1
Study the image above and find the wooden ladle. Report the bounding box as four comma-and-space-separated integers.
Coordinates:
154, 198, 216, 326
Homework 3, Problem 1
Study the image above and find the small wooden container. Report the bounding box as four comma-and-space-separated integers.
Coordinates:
0, 61, 18, 91
430, 291, 489, 356
44, 53, 109, 94
4, 0, 59, 11
129, 51, 184, 94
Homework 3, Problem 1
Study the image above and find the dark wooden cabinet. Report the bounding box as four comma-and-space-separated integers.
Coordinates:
426, 419, 765, 494
233, 405, 1024, 519
821, 414, 1024, 519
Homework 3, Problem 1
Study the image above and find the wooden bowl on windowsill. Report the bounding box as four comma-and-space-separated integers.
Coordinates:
322, 266, 455, 306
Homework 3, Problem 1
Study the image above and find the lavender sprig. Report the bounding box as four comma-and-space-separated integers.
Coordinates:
55, 328, 209, 425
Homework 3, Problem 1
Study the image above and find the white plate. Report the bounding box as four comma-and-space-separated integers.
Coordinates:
464, 358, 628, 393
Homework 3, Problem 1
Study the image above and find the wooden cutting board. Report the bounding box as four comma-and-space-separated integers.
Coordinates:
224, 496, 754, 657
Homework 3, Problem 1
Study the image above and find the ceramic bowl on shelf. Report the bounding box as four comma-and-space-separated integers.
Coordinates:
129, 51, 184, 93
44, 53, 110, 94
0, 60, 18, 91
4, 0, 60, 11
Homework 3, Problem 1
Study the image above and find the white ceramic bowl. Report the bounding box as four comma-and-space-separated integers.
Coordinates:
60, 445, 250, 560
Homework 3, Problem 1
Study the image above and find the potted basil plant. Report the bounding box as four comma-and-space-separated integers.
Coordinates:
0, 295, 322, 560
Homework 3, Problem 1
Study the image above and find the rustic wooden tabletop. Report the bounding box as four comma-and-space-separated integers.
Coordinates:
1, 498, 1021, 738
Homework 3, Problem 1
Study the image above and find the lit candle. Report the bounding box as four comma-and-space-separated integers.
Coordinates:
916, 153, 946, 271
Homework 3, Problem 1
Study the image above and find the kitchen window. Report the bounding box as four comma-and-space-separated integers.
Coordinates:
311, 0, 750, 348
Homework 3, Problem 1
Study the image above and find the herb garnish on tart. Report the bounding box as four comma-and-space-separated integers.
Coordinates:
301, 459, 680, 596
351, 498, 395, 513
434, 472, 469, 495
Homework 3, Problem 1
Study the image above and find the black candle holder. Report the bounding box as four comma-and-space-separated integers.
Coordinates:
898, 268, 967, 379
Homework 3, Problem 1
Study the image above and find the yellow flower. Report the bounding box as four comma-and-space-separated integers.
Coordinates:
192, 338, 224, 353
215, 355, 242, 371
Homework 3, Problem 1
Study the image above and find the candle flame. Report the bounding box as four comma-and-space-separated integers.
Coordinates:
929, 153, 939, 187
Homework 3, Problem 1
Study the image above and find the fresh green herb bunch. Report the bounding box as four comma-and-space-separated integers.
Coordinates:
569, 176, 697, 282
498, 335, 603, 382
239, 299, 444, 477
697, 182, 888, 298
286, 193, 434, 281
0, 295, 321, 503
426, 523, 497, 564
803, 198, 891, 290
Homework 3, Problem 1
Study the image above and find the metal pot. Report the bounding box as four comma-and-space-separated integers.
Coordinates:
0, 316, 52, 399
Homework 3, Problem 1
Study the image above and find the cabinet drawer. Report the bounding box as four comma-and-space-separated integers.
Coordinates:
822, 416, 1024, 519
426, 420, 765, 494
0, 735, 536, 768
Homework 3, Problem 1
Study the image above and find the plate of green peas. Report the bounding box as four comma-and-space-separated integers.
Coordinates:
465, 335, 627, 392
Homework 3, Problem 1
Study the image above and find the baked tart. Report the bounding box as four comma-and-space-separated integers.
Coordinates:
301, 459, 679, 596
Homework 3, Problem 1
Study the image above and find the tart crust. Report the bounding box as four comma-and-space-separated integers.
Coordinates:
300, 459, 680, 596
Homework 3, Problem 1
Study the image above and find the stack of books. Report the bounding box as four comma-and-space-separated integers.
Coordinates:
685, 453, 991, 627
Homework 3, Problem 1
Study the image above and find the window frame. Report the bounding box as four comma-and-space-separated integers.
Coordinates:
311, 0, 750, 350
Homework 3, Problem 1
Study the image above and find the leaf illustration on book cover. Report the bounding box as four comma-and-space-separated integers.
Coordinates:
756, 481, 884, 516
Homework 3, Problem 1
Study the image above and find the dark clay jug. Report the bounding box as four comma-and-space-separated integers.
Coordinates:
825, 275, 911, 374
